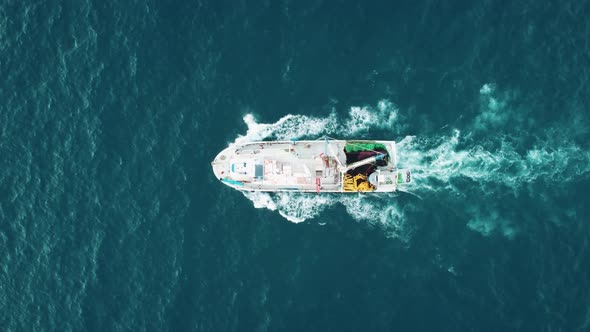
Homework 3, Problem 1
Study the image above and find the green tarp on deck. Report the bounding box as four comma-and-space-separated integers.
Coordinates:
344, 142, 387, 153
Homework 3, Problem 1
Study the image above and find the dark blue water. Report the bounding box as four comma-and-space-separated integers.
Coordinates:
2, 1, 590, 331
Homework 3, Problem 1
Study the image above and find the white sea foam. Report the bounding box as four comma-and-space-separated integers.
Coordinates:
339, 194, 411, 239
243, 192, 335, 223
243, 190, 412, 240
236, 99, 401, 143
230, 93, 590, 239
398, 126, 590, 236
399, 126, 590, 195
473, 83, 550, 141
235, 113, 339, 144
474, 83, 514, 131
342, 100, 402, 135
479, 83, 495, 95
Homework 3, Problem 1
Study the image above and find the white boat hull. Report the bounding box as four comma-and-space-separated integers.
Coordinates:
211, 139, 411, 193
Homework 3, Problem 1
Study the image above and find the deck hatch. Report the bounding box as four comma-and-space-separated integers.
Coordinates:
255, 164, 263, 179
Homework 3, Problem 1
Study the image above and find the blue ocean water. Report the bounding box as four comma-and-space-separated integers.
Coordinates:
1, 1, 590, 331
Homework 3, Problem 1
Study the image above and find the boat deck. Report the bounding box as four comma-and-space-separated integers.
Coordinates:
212, 140, 346, 192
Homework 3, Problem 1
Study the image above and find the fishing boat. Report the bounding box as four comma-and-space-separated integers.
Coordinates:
211, 137, 411, 193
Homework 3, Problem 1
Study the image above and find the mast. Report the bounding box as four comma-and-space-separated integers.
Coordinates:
342, 154, 385, 172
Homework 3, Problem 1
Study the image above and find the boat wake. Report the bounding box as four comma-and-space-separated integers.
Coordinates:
243, 191, 410, 239
231, 87, 590, 240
